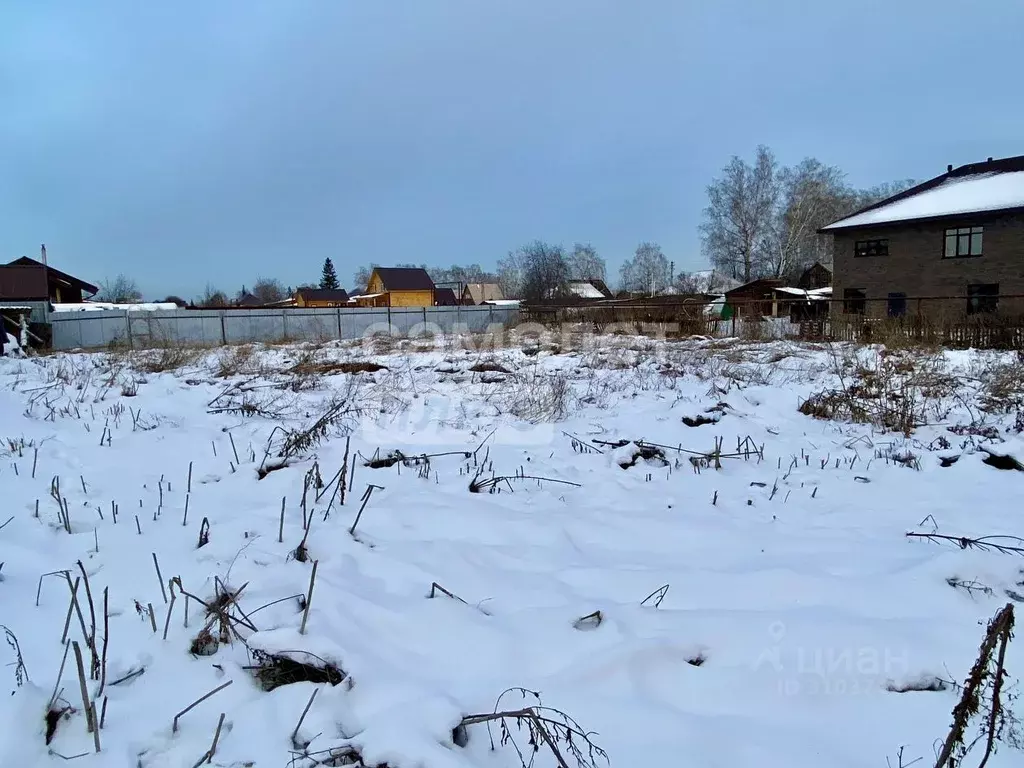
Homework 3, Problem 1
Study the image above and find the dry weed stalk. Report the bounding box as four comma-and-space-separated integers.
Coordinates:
907, 532, 1024, 556
172, 680, 233, 733
460, 688, 608, 768
934, 602, 1019, 767
279, 395, 361, 460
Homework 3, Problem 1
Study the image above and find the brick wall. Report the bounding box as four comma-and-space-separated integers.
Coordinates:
832, 211, 1024, 317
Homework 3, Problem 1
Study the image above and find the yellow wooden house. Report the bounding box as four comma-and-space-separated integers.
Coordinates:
357, 267, 435, 307
294, 288, 349, 308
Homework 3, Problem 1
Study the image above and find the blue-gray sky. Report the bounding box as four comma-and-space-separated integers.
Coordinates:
3, 1, 1023, 299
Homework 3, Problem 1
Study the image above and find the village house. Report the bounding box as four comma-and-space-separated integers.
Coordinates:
0, 253, 98, 329
294, 287, 350, 308
720, 264, 833, 322
461, 282, 504, 305
822, 154, 1024, 318
433, 287, 459, 306
0, 255, 98, 305
357, 267, 435, 308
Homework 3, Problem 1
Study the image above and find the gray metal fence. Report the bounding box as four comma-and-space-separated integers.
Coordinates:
49, 305, 520, 351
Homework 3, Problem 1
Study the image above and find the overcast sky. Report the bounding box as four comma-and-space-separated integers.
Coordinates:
3, 1, 1023, 299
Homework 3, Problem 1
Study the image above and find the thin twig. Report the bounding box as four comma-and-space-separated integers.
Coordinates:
173, 680, 233, 733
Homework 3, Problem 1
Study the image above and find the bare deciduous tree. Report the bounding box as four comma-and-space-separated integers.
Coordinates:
496, 249, 527, 299
97, 274, 143, 303
619, 242, 671, 296
252, 278, 286, 305
509, 241, 570, 302
351, 264, 378, 294
567, 243, 606, 282
700, 145, 780, 283
701, 146, 916, 282
761, 158, 848, 279
198, 285, 229, 308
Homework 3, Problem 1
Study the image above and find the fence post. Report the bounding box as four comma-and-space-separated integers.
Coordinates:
219, 312, 227, 345
387, 305, 392, 336
125, 310, 134, 350
281, 310, 287, 341
336, 307, 342, 339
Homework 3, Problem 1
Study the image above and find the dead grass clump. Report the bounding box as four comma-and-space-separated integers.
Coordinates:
133, 344, 205, 374
214, 344, 261, 378
469, 361, 511, 374
247, 649, 346, 692
614, 441, 668, 469
799, 352, 941, 436
682, 404, 727, 427
289, 745, 389, 767
500, 368, 575, 423
290, 356, 387, 376
189, 628, 219, 657
980, 360, 1024, 413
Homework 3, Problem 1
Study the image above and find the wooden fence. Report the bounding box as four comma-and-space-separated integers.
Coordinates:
520, 295, 1024, 350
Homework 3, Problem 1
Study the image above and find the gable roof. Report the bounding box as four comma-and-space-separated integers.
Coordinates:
0, 265, 49, 301
235, 292, 262, 306
463, 282, 504, 303
372, 267, 435, 291
723, 278, 783, 296
6, 256, 99, 296
296, 287, 349, 303
434, 287, 459, 305
565, 279, 613, 300
822, 155, 1024, 232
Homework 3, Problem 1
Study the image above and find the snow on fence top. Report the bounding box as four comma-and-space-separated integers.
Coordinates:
822, 170, 1024, 230
52, 302, 180, 312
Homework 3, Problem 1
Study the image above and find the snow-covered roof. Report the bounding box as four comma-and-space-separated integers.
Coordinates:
823, 170, 1024, 230
53, 302, 179, 312
566, 281, 605, 300
774, 286, 832, 300
483, 299, 520, 307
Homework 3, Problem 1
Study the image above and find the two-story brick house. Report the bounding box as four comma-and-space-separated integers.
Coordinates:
822, 155, 1024, 318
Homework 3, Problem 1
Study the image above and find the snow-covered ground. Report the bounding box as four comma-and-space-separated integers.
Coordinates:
1, 334, 1023, 767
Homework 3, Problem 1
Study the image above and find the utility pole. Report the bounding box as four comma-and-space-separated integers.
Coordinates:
41, 243, 53, 318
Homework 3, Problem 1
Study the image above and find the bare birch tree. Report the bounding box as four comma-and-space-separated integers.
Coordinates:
567, 243, 606, 282
761, 159, 848, 278
619, 242, 670, 296
700, 145, 780, 283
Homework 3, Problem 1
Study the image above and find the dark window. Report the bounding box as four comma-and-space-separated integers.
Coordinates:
843, 288, 866, 315
854, 239, 889, 258
887, 292, 907, 317
967, 283, 998, 315
944, 226, 983, 258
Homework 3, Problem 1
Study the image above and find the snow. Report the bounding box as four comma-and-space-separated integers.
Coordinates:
774, 287, 832, 300
566, 282, 605, 300
822, 171, 1024, 230
1, 337, 1022, 767
53, 302, 180, 313
3, 332, 25, 357
482, 299, 520, 307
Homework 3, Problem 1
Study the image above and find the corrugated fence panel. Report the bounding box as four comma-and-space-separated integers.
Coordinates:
47, 306, 520, 350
